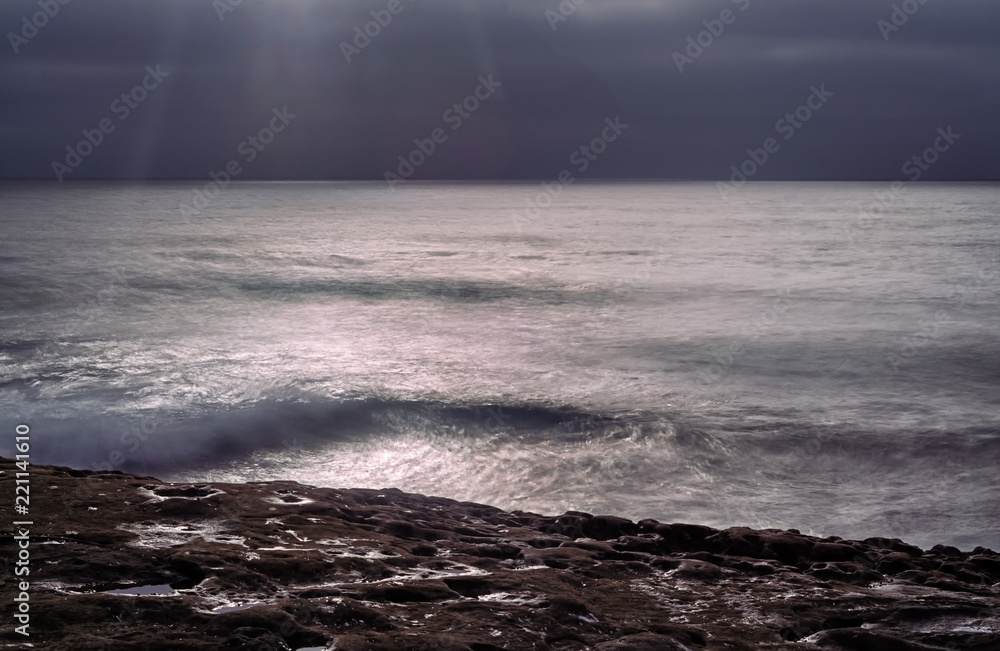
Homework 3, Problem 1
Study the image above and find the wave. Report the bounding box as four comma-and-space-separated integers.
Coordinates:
0, 398, 671, 474
0, 270, 625, 313
4, 395, 998, 549
7, 393, 997, 476
235, 276, 619, 305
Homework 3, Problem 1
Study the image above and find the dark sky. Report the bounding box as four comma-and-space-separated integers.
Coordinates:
1, 0, 998, 180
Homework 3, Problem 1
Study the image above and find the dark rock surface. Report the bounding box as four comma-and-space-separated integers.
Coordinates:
1, 459, 997, 650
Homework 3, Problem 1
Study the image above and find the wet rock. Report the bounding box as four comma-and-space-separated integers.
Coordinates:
878, 551, 922, 574
812, 628, 941, 650
582, 515, 639, 540
311, 598, 395, 631
937, 561, 993, 585
0, 457, 997, 650
864, 537, 924, 556
352, 580, 462, 603
594, 632, 692, 649
225, 626, 290, 651
806, 561, 885, 586
811, 542, 866, 563
670, 559, 722, 581
642, 521, 714, 552
969, 554, 1000, 581
411, 543, 438, 556
611, 535, 660, 555
442, 576, 493, 598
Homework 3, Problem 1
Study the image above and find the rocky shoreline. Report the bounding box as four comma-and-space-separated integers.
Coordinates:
1, 459, 997, 650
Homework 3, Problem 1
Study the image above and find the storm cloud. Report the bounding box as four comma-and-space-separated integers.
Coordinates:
1, 0, 997, 180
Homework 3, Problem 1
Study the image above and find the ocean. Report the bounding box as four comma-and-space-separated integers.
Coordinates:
1, 181, 997, 550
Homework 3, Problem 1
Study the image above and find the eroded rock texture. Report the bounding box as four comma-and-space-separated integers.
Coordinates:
1, 460, 997, 650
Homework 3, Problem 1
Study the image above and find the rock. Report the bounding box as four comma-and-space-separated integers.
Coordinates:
812, 628, 941, 650
806, 561, 885, 586
0, 457, 997, 650
411, 543, 438, 556
442, 576, 493, 598
594, 632, 692, 649
519, 545, 599, 570
864, 537, 924, 556
670, 559, 723, 581
352, 580, 462, 603
878, 551, 922, 574
811, 541, 866, 563
643, 521, 715, 552
969, 554, 1000, 581
582, 515, 639, 540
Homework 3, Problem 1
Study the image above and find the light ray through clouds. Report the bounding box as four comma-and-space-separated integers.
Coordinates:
0, 0, 997, 179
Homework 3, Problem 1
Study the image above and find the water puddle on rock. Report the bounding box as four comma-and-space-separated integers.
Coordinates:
103, 584, 177, 596
118, 520, 247, 548
209, 601, 271, 614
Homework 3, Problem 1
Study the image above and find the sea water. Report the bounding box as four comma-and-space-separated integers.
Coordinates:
1, 181, 997, 549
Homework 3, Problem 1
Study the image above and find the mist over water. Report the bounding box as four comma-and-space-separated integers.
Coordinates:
1, 181, 998, 550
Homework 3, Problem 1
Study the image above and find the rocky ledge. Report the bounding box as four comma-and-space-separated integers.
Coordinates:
1, 460, 998, 650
